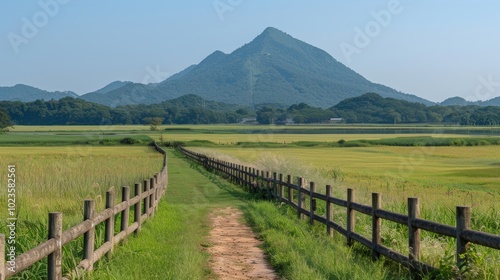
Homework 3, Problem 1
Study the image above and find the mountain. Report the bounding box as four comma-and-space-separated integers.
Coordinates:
80, 83, 168, 107
440, 97, 475, 106
153, 27, 433, 108
480, 97, 500, 106
78, 27, 434, 108
93, 81, 132, 94
0, 84, 78, 102
439, 96, 500, 107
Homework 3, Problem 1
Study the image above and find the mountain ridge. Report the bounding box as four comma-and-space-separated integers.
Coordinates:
0, 84, 78, 102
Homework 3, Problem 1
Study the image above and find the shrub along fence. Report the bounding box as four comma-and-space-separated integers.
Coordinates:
0, 142, 168, 280
179, 146, 500, 278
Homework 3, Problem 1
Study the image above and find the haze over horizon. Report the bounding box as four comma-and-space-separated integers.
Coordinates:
1, 1, 499, 103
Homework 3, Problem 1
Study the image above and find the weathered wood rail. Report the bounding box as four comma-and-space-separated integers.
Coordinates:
0, 142, 168, 280
179, 146, 500, 278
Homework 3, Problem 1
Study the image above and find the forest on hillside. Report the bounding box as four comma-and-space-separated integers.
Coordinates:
1, 93, 500, 126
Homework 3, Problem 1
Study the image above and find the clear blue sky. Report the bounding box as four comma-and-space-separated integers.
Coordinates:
1, 0, 499, 102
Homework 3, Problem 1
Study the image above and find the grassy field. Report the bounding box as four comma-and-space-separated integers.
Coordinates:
0, 146, 163, 223
0, 146, 163, 279
189, 144, 500, 277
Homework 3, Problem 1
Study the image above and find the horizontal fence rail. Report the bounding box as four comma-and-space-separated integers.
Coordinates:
0, 142, 168, 280
178, 146, 500, 278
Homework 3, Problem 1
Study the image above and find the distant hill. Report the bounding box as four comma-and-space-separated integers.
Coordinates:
93, 81, 132, 94
439, 96, 500, 107
327, 92, 500, 125
80, 83, 167, 107
483, 97, 500, 106
440, 97, 474, 106
0, 84, 78, 102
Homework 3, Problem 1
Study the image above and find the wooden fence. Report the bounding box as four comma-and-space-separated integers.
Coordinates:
0, 142, 168, 280
179, 146, 500, 278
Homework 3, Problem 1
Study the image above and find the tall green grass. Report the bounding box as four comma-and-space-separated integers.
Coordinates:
192, 146, 500, 278
244, 201, 406, 279
0, 146, 162, 279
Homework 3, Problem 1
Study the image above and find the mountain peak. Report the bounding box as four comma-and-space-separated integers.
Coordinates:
261, 26, 286, 36
255, 27, 293, 44
199, 50, 227, 66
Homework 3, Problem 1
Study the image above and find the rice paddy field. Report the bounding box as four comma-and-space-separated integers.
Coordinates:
188, 143, 500, 277
0, 146, 163, 224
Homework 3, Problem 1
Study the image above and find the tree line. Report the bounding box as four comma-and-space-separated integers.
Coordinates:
0, 95, 251, 126
257, 93, 500, 125
1, 93, 500, 127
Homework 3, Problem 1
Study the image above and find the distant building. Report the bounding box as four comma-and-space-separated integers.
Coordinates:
240, 117, 258, 124
276, 118, 295, 125
329, 118, 343, 123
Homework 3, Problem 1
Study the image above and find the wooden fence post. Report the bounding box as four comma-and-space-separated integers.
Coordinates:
309, 182, 316, 225
48, 212, 62, 280
372, 193, 381, 261
83, 200, 95, 270
232, 163, 236, 183
256, 170, 262, 193
287, 175, 292, 204
272, 172, 277, 198
252, 168, 257, 190
0, 234, 4, 280
149, 178, 155, 217
121, 186, 130, 236
240, 165, 243, 186
154, 174, 159, 211
408, 198, 421, 278
244, 167, 249, 188
105, 189, 115, 258
266, 171, 271, 198
297, 177, 304, 219
134, 183, 142, 235
456, 206, 471, 269
347, 188, 355, 247
326, 185, 333, 237
143, 179, 150, 217
279, 174, 284, 202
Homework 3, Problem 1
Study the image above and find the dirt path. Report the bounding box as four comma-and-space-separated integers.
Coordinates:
207, 207, 278, 280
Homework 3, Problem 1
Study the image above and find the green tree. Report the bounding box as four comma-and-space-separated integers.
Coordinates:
0, 109, 13, 131
144, 117, 164, 131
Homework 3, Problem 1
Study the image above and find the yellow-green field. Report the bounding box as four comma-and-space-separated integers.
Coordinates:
191, 145, 500, 217
189, 144, 500, 276
0, 146, 163, 225
157, 133, 482, 143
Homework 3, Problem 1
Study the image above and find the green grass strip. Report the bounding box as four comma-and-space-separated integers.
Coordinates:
90, 149, 250, 279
